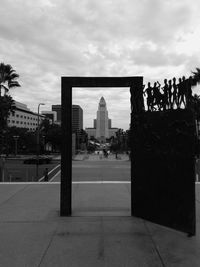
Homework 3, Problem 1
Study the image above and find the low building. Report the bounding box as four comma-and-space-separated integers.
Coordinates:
52, 105, 61, 124
7, 101, 45, 131
41, 111, 57, 123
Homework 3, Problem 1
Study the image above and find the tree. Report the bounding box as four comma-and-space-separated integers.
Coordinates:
76, 129, 88, 150
192, 67, 200, 84
0, 95, 15, 130
0, 63, 20, 131
40, 120, 62, 152
5, 126, 35, 155
0, 63, 20, 181
0, 63, 20, 96
192, 94, 200, 118
46, 124, 62, 152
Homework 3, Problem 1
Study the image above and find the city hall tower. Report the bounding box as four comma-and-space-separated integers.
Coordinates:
96, 96, 109, 141
86, 97, 118, 143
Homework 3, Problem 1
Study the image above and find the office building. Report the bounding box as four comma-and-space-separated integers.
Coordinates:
72, 105, 83, 133
52, 104, 83, 131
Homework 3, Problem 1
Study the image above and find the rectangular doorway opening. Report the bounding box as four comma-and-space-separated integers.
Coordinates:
60, 76, 143, 217
72, 87, 131, 216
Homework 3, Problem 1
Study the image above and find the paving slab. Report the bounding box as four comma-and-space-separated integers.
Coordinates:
40, 217, 163, 267
0, 184, 60, 222
0, 222, 57, 267
72, 183, 131, 216
145, 223, 200, 267
0, 184, 28, 205
0, 183, 199, 266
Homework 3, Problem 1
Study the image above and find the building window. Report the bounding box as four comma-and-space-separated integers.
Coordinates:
24, 116, 26, 119
16, 121, 19, 124
16, 114, 19, 117
12, 120, 15, 123
21, 115, 23, 118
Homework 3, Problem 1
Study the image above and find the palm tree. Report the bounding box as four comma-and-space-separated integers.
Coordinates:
192, 67, 200, 84
0, 62, 20, 96
0, 62, 20, 138
192, 94, 200, 119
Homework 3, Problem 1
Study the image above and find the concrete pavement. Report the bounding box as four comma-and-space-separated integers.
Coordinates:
0, 183, 200, 266
52, 160, 130, 182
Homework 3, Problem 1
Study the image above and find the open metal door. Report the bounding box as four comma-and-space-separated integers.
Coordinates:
131, 107, 196, 235
60, 76, 196, 235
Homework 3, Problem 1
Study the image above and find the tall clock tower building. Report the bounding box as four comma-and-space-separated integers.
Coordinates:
86, 97, 118, 142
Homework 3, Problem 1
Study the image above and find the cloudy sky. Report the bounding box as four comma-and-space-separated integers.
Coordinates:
1, 0, 200, 130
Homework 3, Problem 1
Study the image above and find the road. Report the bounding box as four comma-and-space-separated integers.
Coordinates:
51, 160, 131, 182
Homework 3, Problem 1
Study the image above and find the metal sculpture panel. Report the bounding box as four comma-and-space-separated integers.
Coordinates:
131, 76, 197, 235
61, 75, 197, 235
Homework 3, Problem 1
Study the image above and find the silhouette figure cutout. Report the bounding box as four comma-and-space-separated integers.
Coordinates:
144, 82, 153, 111
177, 77, 186, 108
168, 79, 172, 109
185, 76, 193, 107
162, 79, 169, 110
152, 81, 163, 111
172, 77, 178, 109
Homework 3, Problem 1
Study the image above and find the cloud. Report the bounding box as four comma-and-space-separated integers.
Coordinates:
0, 0, 200, 129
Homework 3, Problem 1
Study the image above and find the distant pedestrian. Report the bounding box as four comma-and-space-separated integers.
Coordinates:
44, 168, 49, 182
103, 149, 108, 158
99, 150, 103, 159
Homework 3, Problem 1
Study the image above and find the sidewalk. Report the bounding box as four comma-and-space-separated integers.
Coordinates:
0, 183, 200, 266
73, 153, 129, 161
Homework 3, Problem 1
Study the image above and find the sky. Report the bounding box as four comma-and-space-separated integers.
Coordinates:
1, 0, 200, 130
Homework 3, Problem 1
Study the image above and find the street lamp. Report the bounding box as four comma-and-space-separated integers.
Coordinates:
36, 103, 45, 180
42, 135, 46, 154
13, 135, 19, 156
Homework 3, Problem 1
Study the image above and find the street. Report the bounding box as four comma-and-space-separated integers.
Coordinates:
51, 160, 131, 182
50, 158, 131, 215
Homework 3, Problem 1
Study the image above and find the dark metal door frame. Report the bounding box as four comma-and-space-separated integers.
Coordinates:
60, 76, 143, 216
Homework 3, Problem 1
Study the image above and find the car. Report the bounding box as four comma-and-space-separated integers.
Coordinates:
23, 155, 52, 164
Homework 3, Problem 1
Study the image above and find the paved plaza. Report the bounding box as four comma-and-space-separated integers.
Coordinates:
0, 157, 200, 266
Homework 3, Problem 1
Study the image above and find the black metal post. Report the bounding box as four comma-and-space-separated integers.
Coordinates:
60, 78, 72, 216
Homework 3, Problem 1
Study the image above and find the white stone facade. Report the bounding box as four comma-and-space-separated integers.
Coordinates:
7, 101, 45, 131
